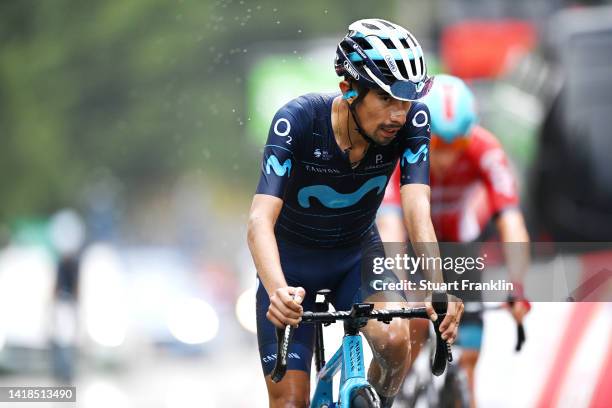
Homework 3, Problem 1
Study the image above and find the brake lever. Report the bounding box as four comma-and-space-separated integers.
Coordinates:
271, 325, 294, 383
431, 290, 452, 376
516, 323, 526, 352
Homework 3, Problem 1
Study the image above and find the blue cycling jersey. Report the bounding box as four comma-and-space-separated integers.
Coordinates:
256, 92, 430, 248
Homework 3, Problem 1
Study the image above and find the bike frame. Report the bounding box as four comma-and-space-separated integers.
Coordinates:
270, 291, 451, 408
311, 331, 369, 407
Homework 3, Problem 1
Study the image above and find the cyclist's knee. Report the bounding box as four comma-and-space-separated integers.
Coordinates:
367, 320, 411, 364
460, 349, 480, 370
269, 395, 309, 408
266, 371, 310, 408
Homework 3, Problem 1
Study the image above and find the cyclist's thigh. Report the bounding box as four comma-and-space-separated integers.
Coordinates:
256, 282, 315, 375
330, 228, 410, 347
256, 238, 359, 376
332, 226, 407, 309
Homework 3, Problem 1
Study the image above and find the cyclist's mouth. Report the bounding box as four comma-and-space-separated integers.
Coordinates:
380, 127, 401, 137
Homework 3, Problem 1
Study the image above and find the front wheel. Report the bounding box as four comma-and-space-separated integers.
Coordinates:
350, 386, 381, 408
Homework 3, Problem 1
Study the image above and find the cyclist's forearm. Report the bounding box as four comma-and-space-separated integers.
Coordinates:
406, 219, 443, 284
247, 217, 287, 295
401, 186, 443, 284
497, 209, 530, 290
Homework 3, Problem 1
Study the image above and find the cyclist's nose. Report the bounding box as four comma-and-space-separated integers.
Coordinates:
389, 108, 407, 125
389, 100, 409, 122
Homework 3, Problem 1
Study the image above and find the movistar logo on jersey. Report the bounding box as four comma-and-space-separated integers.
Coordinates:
298, 175, 387, 209
265, 155, 292, 177
402, 145, 428, 165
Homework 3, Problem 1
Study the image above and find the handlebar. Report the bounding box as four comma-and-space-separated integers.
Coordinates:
271, 290, 452, 383
481, 303, 526, 351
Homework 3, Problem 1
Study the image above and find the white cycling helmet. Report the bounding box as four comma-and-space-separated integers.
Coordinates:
335, 18, 433, 101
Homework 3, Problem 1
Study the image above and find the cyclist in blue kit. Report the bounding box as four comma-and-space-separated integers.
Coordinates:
247, 19, 464, 407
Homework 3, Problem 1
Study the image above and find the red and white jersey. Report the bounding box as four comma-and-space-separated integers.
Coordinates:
381, 125, 519, 242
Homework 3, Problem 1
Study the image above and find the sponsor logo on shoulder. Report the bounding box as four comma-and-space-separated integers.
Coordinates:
266, 155, 292, 176
411, 110, 429, 128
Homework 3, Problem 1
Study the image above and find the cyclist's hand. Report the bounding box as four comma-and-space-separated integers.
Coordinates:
509, 301, 530, 323
425, 294, 464, 344
507, 283, 531, 324
266, 286, 305, 329
508, 296, 531, 324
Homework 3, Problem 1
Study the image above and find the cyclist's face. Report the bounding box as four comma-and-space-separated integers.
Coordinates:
430, 134, 468, 173
430, 134, 470, 151
356, 90, 411, 145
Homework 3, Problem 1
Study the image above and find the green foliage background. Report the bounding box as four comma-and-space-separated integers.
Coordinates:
0, 0, 398, 221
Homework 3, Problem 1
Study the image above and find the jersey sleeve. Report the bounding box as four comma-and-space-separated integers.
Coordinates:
399, 103, 431, 186
473, 129, 520, 213
255, 101, 305, 199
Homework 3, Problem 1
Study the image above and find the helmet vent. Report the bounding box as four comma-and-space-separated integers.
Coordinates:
353, 37, 373, 50
361, 23, 380, 30
376, 19, 396, 29
409, 58, 418, 76
374, 60, 409, 82
380, 38, 397, 49
378, 38, 410, 52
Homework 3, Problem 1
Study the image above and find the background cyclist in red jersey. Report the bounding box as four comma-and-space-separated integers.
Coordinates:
377, 74, 531, 407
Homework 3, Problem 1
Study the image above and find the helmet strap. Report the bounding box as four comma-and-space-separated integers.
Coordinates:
346, 98, 377, 146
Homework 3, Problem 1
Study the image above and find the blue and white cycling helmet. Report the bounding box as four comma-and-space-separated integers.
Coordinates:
421, 74, 478, 143
335, 18, 433, 101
